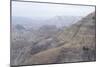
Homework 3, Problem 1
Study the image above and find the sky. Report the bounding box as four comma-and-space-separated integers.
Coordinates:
12, 1, 95, 19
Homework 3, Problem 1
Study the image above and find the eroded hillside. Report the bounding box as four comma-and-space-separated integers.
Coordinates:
11, 12, 96, 66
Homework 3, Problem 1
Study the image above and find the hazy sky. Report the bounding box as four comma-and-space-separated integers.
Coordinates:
12, 1, 95, 19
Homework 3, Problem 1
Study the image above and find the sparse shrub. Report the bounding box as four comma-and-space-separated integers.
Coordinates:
82, 46, 96, 61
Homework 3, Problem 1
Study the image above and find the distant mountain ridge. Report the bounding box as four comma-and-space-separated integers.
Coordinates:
12, 16, 82, 30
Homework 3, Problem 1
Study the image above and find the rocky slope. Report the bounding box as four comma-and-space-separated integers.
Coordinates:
22, 12, 96, 65
11, 12, 96, 66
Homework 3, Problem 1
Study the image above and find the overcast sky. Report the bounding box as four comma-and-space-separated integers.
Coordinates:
12, 1, 95, 19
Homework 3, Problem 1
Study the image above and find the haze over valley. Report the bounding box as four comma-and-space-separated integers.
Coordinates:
11, 1, 96, 66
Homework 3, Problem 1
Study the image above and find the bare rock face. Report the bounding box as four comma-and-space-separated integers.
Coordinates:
11, 12, 96, 66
